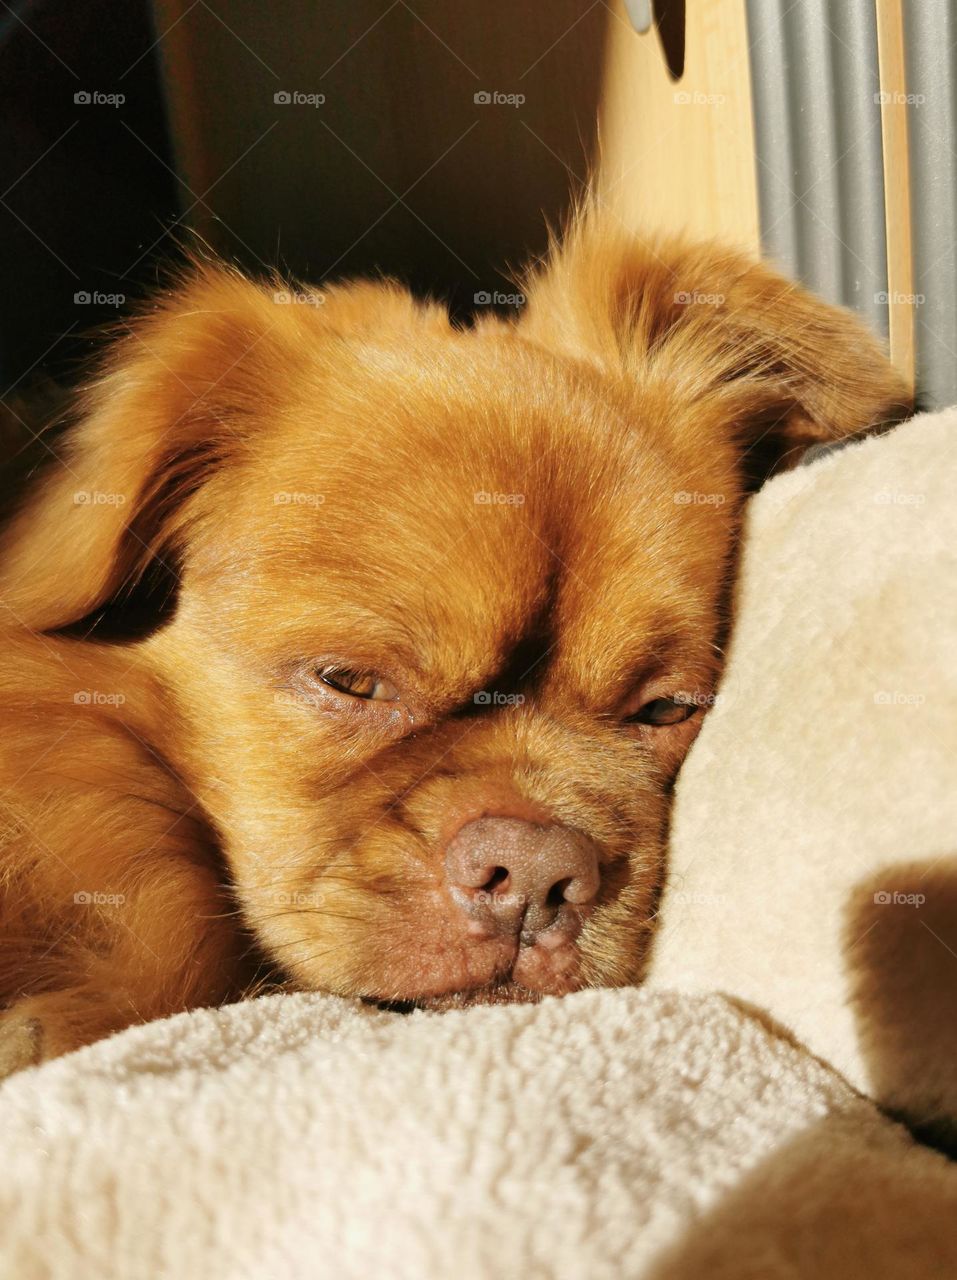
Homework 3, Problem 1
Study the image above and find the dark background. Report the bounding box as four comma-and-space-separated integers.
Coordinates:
1, 0, 178, 387
0, 1, 611, 394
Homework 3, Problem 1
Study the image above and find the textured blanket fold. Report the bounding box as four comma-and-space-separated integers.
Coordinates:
647, 408, 957, 1137
2, 988, 956, 1280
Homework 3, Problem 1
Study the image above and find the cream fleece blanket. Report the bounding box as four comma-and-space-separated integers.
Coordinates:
2, 988, 957, 1280
648, 407, 957, 1140
2, 410, 955, 1278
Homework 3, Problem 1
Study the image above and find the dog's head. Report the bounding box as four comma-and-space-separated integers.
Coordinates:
0, 220, 909, 1005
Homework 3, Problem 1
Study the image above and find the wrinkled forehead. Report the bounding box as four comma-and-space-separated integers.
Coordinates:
182, 346, 722, 677
189, 429, 558, 670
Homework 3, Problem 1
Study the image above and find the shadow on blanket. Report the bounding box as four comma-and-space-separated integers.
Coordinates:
644, 1112, 957, 1280
845, 857, 957, 1156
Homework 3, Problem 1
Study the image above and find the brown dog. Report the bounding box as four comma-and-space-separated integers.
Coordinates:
0, 214, 909, 1067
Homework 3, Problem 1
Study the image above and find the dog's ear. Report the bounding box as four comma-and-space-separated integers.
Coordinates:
0, 265, 432, 633
518, 214, 911, 482
0, 263, 291, 632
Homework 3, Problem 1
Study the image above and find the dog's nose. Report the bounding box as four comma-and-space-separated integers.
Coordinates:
444, 816, 600, 941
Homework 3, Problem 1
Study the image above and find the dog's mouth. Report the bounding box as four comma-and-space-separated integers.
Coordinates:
364, 923, 589, 1011
371, 978, 546, 1014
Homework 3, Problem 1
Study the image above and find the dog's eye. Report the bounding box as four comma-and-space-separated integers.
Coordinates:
625, 697, 696, 727
317, 666, 399, 701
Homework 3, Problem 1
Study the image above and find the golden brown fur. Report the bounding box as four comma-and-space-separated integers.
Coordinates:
0, 213, 909, 1065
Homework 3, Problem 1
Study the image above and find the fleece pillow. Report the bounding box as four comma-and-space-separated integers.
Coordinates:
648, 408, 957, 1141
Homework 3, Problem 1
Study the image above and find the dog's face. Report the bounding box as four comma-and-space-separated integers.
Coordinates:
0, 220, 908, 1005
152, 335, 730, 1005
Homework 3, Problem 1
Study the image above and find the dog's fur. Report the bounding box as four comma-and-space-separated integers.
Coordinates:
0, 214, 909, 1065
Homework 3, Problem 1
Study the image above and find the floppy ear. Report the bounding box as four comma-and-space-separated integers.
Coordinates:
0, 265, 432, 633
518, 214, 911, 481
0, 264, 292, 632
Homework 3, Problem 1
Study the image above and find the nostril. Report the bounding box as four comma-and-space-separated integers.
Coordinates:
480, 866, 510, 894
546, 877, 572, 907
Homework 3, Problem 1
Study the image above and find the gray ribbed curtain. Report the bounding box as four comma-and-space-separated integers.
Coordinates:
746, 0, 888, 339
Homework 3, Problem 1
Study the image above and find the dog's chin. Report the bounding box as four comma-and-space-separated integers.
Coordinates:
371, 980, 549, 1014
